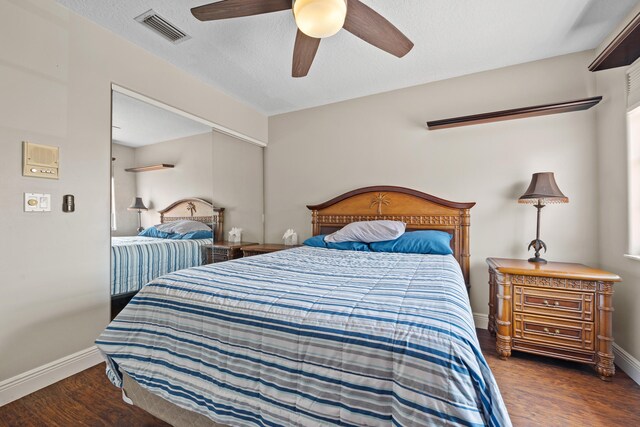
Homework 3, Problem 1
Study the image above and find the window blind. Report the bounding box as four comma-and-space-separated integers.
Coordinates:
628, 61, 640, 110
111, 158, 117, 231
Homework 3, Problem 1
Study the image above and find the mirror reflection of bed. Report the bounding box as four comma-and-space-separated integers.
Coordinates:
110, 89, 264, 318
110, 198, 223, 316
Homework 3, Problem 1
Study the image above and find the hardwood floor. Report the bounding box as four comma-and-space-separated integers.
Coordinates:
1, 329, 639, 426
0, 364, 169, 427
478, 329, 640, 426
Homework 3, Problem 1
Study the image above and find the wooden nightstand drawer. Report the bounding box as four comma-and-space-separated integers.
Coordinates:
513, 286, 594, 321
206, 242, 257, 264
513, 313, 594, 351
241, 244, 300, 257
209, 254, 229, 263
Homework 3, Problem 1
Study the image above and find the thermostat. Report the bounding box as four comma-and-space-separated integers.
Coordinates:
23, 141, 59, 179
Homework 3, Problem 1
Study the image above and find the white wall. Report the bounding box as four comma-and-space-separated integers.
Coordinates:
111, 143, 138, 236
212, 132, 264, 244
135, 133, 215, 228
595, 65, 640, 363
0, 0, 266, 382
134, 132, 264, 243
266, 51, 599, 316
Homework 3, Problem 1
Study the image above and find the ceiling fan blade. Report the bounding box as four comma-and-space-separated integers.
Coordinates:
191, 0, 291, 21
292, 30, 321, 78
343, 0, 414, 58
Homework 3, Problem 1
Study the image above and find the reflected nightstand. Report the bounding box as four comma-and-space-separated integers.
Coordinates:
206, 241, 257, 263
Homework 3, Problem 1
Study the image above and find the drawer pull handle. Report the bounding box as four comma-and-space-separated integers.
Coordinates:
554, 301, 560, 306
543, 300, 549, 306
543, 327, 561, 336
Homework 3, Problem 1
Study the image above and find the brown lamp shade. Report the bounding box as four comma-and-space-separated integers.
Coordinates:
518, 172, 568, 204
128, 197, 148, 211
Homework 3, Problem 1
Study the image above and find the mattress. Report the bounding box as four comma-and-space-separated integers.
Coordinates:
122, 371, 224, 427
111, 236, 210, 296
98, 246, 511, 426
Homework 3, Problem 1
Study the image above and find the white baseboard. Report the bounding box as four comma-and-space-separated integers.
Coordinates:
613, 343, 640, 386
0, 346, 103, 407
473, 312, 489, 330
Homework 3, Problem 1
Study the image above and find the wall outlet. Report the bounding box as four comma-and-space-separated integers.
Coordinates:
24, 193, 51, 212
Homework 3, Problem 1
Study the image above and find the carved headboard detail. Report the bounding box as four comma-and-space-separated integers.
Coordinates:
306, 186, 475, 286
158, 198, 224, 242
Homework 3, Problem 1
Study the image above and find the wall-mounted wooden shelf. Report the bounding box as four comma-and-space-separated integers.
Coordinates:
426, 96, 602, 131
125, 164, 175, 173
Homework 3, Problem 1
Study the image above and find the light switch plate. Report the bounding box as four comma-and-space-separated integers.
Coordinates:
24, 193, 51, 212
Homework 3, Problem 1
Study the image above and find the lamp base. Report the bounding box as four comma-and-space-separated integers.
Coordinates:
527, 237, 547, 265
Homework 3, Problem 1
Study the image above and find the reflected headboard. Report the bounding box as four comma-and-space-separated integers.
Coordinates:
158, 198, 224, 242
306, 186, 475, 286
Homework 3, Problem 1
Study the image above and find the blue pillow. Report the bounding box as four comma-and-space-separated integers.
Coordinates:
138, 227, 212, 240
303, 235, 370, 252
303, 235, 328, 248
369, 230, 453, 255
172, 230, 213, 240
327, 241, 370, 252
138, 227, 172, 239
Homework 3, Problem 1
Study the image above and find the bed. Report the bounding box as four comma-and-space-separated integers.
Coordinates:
98, 186, 511, 426
111, 198, 224, 296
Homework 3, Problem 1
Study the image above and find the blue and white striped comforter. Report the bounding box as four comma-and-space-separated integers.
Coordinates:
98, 246, 511, 426
111, 236, 210, 296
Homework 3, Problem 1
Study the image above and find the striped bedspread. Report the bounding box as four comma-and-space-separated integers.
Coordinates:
111, 236, 210, 296
98, 246, 511, 426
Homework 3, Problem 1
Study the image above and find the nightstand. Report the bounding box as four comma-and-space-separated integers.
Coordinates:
241, 244, 300, 257
487, 257, 621, 380
206, 241, 257, 263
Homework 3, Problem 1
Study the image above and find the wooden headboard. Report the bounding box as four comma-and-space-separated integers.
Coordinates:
158, 198, 224, 242
306, 186, 475, 286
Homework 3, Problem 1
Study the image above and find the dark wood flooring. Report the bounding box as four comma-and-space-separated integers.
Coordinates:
1, 329, 639, 426
477, 330, 640, 426
0, 363, 169, 427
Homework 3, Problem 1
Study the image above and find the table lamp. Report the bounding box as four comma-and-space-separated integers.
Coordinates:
128, 197, 148, 232
518, 172, 568, 263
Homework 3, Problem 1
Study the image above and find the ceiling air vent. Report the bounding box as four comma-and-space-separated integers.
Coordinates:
135, 10, 191, 44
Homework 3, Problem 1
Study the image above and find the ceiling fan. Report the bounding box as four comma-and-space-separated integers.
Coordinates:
191, 0, 414, 78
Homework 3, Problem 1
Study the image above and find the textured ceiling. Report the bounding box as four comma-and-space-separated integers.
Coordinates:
112, 91, 210, 147
58, 0, 639, 115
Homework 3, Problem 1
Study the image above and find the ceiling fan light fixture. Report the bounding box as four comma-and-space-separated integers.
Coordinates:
293, 0, 347, 39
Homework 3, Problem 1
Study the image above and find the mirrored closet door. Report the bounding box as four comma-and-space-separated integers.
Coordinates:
110, 88, 264, 318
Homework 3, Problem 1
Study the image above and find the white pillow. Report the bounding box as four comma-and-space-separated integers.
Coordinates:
155, 220, 210, 234
324, 220, 406, 243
